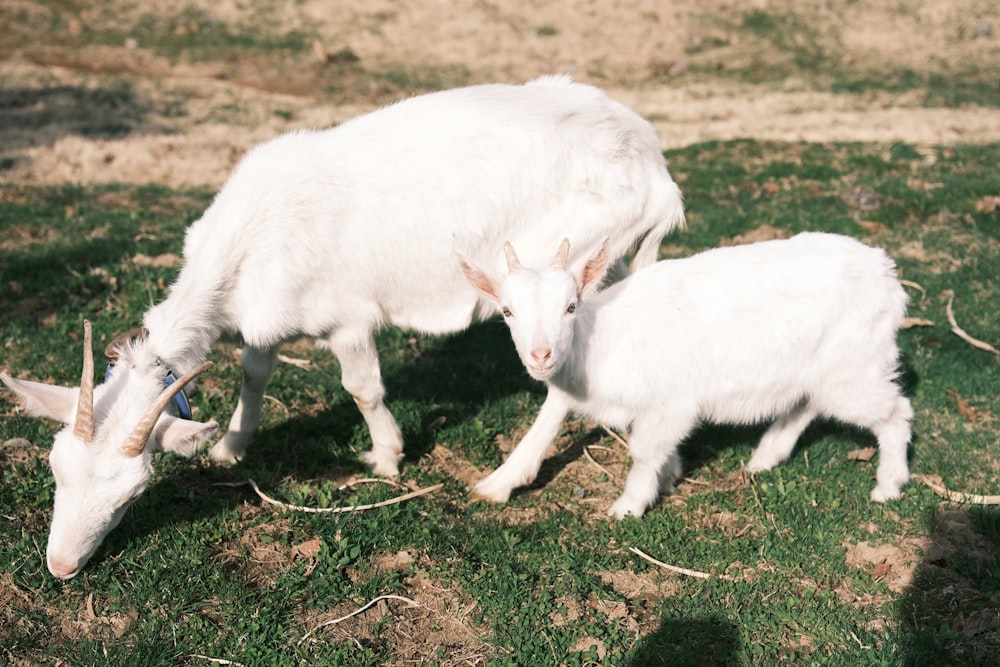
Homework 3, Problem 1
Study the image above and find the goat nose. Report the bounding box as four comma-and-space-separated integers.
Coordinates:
530, 348, 552, 364
48, 556, 79, 580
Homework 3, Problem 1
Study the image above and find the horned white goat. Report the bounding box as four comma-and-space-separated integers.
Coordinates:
459, 232, 912, 518
1, 75, 684, 577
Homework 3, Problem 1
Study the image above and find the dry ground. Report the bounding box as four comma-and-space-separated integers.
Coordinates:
1, 0, 998, 189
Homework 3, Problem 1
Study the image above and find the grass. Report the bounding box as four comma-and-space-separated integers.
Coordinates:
2, 141, 999, 665
677, 5, 1000, 109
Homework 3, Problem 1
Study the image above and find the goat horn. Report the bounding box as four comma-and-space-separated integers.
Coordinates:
73, 320, 95, 443
105, 326, 148, 362
503, 241, 521, 271
552, 238, 571, 270
120, 361, 214, 457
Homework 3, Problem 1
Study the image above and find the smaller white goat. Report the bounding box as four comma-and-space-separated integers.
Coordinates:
459, 232, 912, 518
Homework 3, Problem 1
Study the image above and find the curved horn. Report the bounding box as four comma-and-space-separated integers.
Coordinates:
503, 241, 521, 272
105, 326, 148, 362
73, 320, 95, 443
552, 238, 571, 270
121, 361, 214, 457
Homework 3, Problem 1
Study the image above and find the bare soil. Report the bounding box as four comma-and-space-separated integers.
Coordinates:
1, 0, 998, 190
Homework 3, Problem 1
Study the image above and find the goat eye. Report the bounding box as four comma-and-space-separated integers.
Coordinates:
501, 307, 512, 318
566, 302, 577, 315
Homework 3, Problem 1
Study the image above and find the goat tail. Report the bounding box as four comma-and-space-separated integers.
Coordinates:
629, 180, 686, 272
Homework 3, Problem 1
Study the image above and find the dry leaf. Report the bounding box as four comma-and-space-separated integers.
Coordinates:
902, 317, 934, 329
847, 447, 877, 462
945, 388, 981, 422
856, 220, 888, 233
133, 253, 183, 268
290, 537, 323, 562
906, 178, 943, 191
975, 195, 1000, 213
872, 559, 892, 581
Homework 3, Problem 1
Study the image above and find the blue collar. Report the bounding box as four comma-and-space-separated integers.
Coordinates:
104, 362, 193, 420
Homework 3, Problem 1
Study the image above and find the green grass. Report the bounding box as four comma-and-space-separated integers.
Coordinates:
2, 141, 999, 665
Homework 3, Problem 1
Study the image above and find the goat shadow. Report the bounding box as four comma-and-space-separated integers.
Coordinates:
627, 613, 739, 667
223, 318, 539, 479
897, 505, 1000, 666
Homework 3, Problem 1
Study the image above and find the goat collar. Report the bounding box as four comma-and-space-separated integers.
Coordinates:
103, 360, 193, 421
104, 327, 193, 420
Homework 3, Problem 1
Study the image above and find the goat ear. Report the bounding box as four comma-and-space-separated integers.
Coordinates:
1, 374, 79, 424
457, 253, 502, 303
151, 416, 219, 457
573, 239, 611, 296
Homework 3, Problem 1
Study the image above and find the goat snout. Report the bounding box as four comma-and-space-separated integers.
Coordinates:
530, 347, 552, 365
47, 556, 80, 580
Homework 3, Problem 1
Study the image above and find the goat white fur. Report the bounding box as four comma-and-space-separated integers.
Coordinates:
1, 75, 684, 577
459, 232, 912, 518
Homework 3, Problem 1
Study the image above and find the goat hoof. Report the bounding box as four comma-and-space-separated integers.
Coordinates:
208, 441, 244, 465
472, 476, 513, 504
361, 450, 401, 478
607, 498, 646, 520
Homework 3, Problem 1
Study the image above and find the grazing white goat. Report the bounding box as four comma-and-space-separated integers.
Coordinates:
459, 233, 912, 518
1, 75, 684, 577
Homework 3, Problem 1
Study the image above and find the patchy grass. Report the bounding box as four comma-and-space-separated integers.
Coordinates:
1, 140, 999, 665
678, 3, 1000, 108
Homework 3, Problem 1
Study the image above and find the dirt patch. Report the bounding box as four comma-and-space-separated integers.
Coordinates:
842, 509, 998, 599
214, 515, 299, 589
843, 538, 926, 594
297, 567, 495, 665
424, 444, 487, 491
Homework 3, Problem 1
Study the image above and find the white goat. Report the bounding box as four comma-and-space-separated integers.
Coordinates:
1, 75, 684, 577
459, 232, 912, 518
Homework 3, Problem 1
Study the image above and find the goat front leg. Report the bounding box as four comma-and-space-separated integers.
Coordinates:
325, 328, 404, 477
473, 389, 572, 503
608, 413, 692, 519
210, 345, 279, 463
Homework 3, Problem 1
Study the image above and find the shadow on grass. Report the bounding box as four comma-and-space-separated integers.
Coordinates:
898, 506, 1000, 666
0, 86, 158, 154
233, 319, 537, 474
628, 613, 739, 667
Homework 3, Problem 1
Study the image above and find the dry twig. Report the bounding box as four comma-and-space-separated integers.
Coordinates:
215, 479, 442, 514
943, 290, 1000, 356
299, 594, 421, 644
277, 353, 312, 368
912, 474, 1000, 505
629, 546, 737, 581
583, 446, 616, 481
602, 426, 630, 450
900, 279, 927, 306
189, 656, 246, 667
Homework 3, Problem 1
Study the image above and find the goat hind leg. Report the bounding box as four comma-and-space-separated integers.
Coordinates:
746, 402, 817, 473
870, 396, 913, 502
210, 345, 279, 463
326, 330, 404, 477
